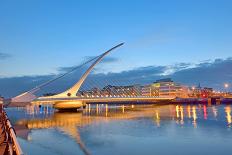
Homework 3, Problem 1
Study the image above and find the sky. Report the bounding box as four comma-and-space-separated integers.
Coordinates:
0, 0, 232, 97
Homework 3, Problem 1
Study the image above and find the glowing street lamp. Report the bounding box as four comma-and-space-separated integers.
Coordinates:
224, 83, 229, 96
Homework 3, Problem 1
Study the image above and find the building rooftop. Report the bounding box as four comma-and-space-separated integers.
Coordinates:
154, 78, 173, 83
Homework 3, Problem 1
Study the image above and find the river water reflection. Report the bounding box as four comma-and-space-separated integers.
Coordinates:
5, 103, 232, 155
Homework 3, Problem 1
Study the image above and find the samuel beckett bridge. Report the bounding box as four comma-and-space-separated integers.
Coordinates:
10, 43, 174, 110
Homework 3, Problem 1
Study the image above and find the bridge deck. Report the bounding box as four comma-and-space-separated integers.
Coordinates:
34, 96, 175, 104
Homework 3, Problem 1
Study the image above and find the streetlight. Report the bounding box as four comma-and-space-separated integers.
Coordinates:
224, 83, 229, 96
191, 86, 196, 97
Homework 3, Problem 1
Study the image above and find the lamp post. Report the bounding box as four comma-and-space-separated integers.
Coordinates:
224, 83, 229, 97
192, 86, 195, 97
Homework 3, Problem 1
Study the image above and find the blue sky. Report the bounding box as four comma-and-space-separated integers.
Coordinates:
1, 0, 232, 77
0, 0, 232, 97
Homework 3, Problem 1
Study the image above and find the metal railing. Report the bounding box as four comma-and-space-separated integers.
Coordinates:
0, 104, 24, 155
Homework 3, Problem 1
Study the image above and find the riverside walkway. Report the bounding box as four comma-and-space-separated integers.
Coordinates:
0, 101, 23, 155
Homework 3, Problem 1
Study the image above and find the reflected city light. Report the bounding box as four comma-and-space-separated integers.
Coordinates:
96, 104, 99, 115
155, 111, 160, 127
88, 104, 91, 113
225, 106, 231, 125
212, 106, 218, 118
122, 105, 125, 113
192, 106, 197, 128
105, 104, 108, 117
180, 106, 184, 124
203, 105, 207, 120
187, 105, 191, 118
176, 105, 179, 118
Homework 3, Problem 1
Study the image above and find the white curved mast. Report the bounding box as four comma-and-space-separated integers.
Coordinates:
11, 43, 124, 102
41, 43, 124, 98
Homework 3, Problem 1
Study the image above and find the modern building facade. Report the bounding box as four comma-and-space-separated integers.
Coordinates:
141, 78, 189, 98
154, 78, 188, 98
141, 84, 159, 97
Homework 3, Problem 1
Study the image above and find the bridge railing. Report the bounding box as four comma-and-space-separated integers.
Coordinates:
1, 104, 23, 155
77, 95, 173, 98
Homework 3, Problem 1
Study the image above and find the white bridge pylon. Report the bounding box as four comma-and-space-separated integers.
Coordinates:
41, 43, 124, 99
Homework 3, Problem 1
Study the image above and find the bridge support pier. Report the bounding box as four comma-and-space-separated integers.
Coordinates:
53, 101, 85, 111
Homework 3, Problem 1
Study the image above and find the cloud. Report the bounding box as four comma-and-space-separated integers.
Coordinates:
161, 62, 193, 75
171, 57, 232, 88
58, 66, 84, 73
0, 53, 11, 60
58, 56, 119, 73
1, 58, 232, 98
0, 75, 52, 98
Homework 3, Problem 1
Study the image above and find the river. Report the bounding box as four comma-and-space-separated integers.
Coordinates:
5, 103, 232, 155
